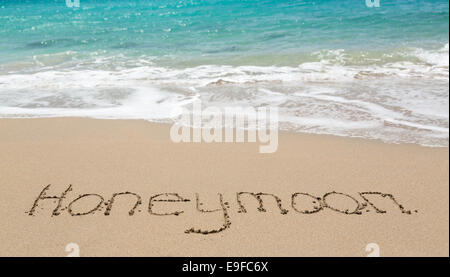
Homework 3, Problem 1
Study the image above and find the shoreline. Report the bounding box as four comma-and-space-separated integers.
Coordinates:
1, 116, 447, 148
0, 118, 448, 256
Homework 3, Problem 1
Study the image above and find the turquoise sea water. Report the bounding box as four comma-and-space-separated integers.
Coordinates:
0, 0, 448, 65
0, 0, 448, 145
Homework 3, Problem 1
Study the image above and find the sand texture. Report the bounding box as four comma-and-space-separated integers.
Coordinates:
0, 118, 448, 256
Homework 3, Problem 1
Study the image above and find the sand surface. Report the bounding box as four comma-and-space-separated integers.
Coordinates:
0, 118, 448, 256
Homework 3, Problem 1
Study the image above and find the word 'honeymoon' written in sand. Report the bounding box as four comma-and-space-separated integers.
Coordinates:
27, 185, 418, 235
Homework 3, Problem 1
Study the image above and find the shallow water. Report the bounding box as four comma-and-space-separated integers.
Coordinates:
0, 0, 448, 146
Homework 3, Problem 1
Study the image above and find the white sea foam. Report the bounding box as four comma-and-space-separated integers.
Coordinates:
0, 45, 448, 146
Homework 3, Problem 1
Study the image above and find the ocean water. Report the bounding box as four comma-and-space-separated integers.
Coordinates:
0, 0, 448, 146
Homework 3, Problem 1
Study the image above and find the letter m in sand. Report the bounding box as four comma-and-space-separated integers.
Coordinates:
236, 192, 288, 214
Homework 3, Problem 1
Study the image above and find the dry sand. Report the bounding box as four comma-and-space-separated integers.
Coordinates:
0, 118, 448, 256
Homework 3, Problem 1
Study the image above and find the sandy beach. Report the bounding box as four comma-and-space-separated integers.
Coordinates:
0, 118, 448, 257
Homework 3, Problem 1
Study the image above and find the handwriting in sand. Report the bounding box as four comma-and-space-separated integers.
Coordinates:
27, 185, 418, 235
